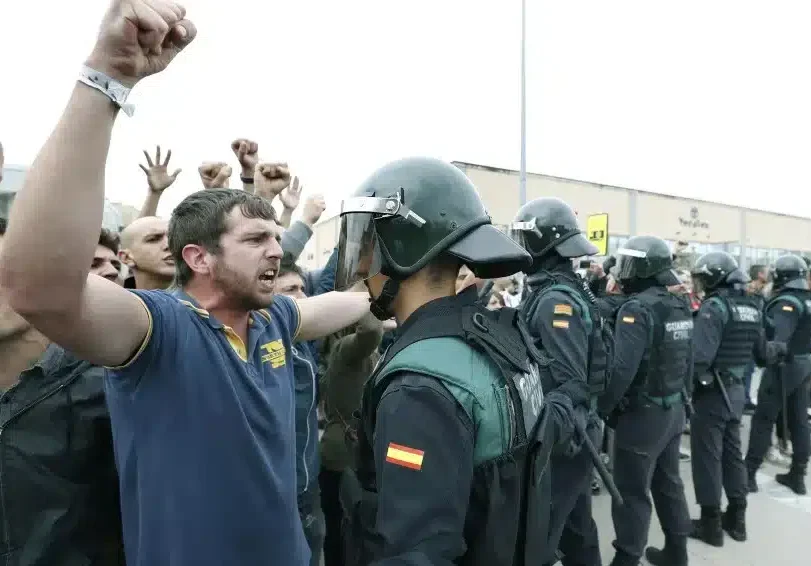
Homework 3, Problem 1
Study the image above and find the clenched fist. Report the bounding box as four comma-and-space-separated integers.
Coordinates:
231, 139, 259, 176
302, 194, 327, 227
199, 162, 232, 189
254, 163, 291, 200
85, 0, 197, 88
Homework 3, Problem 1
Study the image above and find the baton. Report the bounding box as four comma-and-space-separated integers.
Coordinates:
777, 363, 789, 444
573, 417, 624, 506
711, 369, 733, 415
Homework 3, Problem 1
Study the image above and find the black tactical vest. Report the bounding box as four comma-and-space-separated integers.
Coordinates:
706, 291, 762, 371
631, 287, 694, 398
522, 272, 614, 396
767, 289, 811, 355
342, 293, 556, 566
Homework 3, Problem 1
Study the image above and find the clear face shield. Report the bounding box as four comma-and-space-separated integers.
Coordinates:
335, 193, 426, 291
509, 218, 540, 250
615, 246, 648, 281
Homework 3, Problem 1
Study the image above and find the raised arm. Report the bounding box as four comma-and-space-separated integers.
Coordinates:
295, 291, 371, 341
0, 0, 196, 366
138, 145, 181, 217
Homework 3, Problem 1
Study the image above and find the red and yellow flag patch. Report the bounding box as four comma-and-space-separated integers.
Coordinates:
385, 442, 425, 471
554, 304, 573, 316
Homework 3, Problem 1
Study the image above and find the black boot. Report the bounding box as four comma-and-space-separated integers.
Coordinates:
645, 534, 688, 566
689, 506, 723, 547
776, 464, 807, 495
746, 464, 759, 493
608, 548, 639, 566
722, 498, 747, 542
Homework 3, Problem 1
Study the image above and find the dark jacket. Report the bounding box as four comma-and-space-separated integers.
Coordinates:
0, 345, 124, 566
319, 313, 384, 472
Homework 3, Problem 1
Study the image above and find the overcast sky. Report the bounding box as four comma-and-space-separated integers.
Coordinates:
1, 1, 810, 220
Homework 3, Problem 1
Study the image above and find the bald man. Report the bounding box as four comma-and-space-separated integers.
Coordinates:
119, 216, 175, 290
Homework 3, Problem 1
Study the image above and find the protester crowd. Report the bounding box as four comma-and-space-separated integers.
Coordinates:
1, 2, 809, 566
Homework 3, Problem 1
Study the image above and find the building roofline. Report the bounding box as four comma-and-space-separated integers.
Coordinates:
452, 160, 811, 221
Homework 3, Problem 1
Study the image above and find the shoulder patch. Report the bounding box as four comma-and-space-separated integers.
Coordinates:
554, 304, 573, 316
553, 320, 570, 329
386, 442, 424, 470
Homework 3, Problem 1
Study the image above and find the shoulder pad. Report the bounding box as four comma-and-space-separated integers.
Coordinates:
703, 296, 729, 323
771, 294, 804, 315
543, 283, 593, 332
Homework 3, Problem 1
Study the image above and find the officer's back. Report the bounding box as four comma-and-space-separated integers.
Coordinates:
510, 197, 609, 566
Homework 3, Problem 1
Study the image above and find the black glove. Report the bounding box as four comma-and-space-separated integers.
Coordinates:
552, 379, 590, 408
770, 341, 789, 364
563, 405, 589, 457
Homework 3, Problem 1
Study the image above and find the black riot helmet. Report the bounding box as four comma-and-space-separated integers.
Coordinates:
615, 235, 680, 287
336, 157, 532, 319
771, 254, 809, 291
510, 197, 598, 261
691, 251, 749, 293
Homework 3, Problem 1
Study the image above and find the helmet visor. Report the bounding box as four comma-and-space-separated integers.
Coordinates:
615, 246, 648, 281
509, 219, 542, 251
335, 212, 383, 291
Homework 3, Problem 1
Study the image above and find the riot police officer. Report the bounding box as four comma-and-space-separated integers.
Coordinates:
598, 236, 693, 566
746, 254, 811, 495
511, 197, 611, 566
688, 252, 783, 547
336, 157, 592, 566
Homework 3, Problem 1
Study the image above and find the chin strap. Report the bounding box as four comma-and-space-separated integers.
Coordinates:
370, 278, 400, 321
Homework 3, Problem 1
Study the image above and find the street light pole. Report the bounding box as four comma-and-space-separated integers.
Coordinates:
519, 0, 527, 207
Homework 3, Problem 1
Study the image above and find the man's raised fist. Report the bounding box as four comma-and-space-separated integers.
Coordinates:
231, 139, 260, 175
198, 162, 232, 189
254, 163, 291, 200
85, 0, 197, 88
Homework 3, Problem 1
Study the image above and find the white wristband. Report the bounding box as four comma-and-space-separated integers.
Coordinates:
78, 65, 135, 117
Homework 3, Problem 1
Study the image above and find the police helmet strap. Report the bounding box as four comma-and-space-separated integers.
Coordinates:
370, 278, 400, 321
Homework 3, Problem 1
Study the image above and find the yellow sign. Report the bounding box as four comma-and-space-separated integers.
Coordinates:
586, 213, 609, 256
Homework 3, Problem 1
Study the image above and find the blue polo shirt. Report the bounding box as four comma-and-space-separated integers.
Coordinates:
104, 289, 310, 566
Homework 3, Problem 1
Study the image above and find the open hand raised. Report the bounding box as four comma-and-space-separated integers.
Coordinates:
139, 145, 181, 192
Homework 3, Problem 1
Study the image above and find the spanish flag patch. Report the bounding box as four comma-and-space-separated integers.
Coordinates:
386, 443, 425, 471
554, 304, 573, 316
553, 320, 570, 329
782, 305, 794, 312
622, 316, 635, 323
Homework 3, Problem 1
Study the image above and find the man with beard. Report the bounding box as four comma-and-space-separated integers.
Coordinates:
1, 222, 126, 565
0, 2, 371, 565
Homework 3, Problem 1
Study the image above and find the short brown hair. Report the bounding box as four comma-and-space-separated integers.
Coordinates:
98, 228, 120, 254
169, 189, 278, 286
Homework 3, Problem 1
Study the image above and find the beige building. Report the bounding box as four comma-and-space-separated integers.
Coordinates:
300, 161, 811, 272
